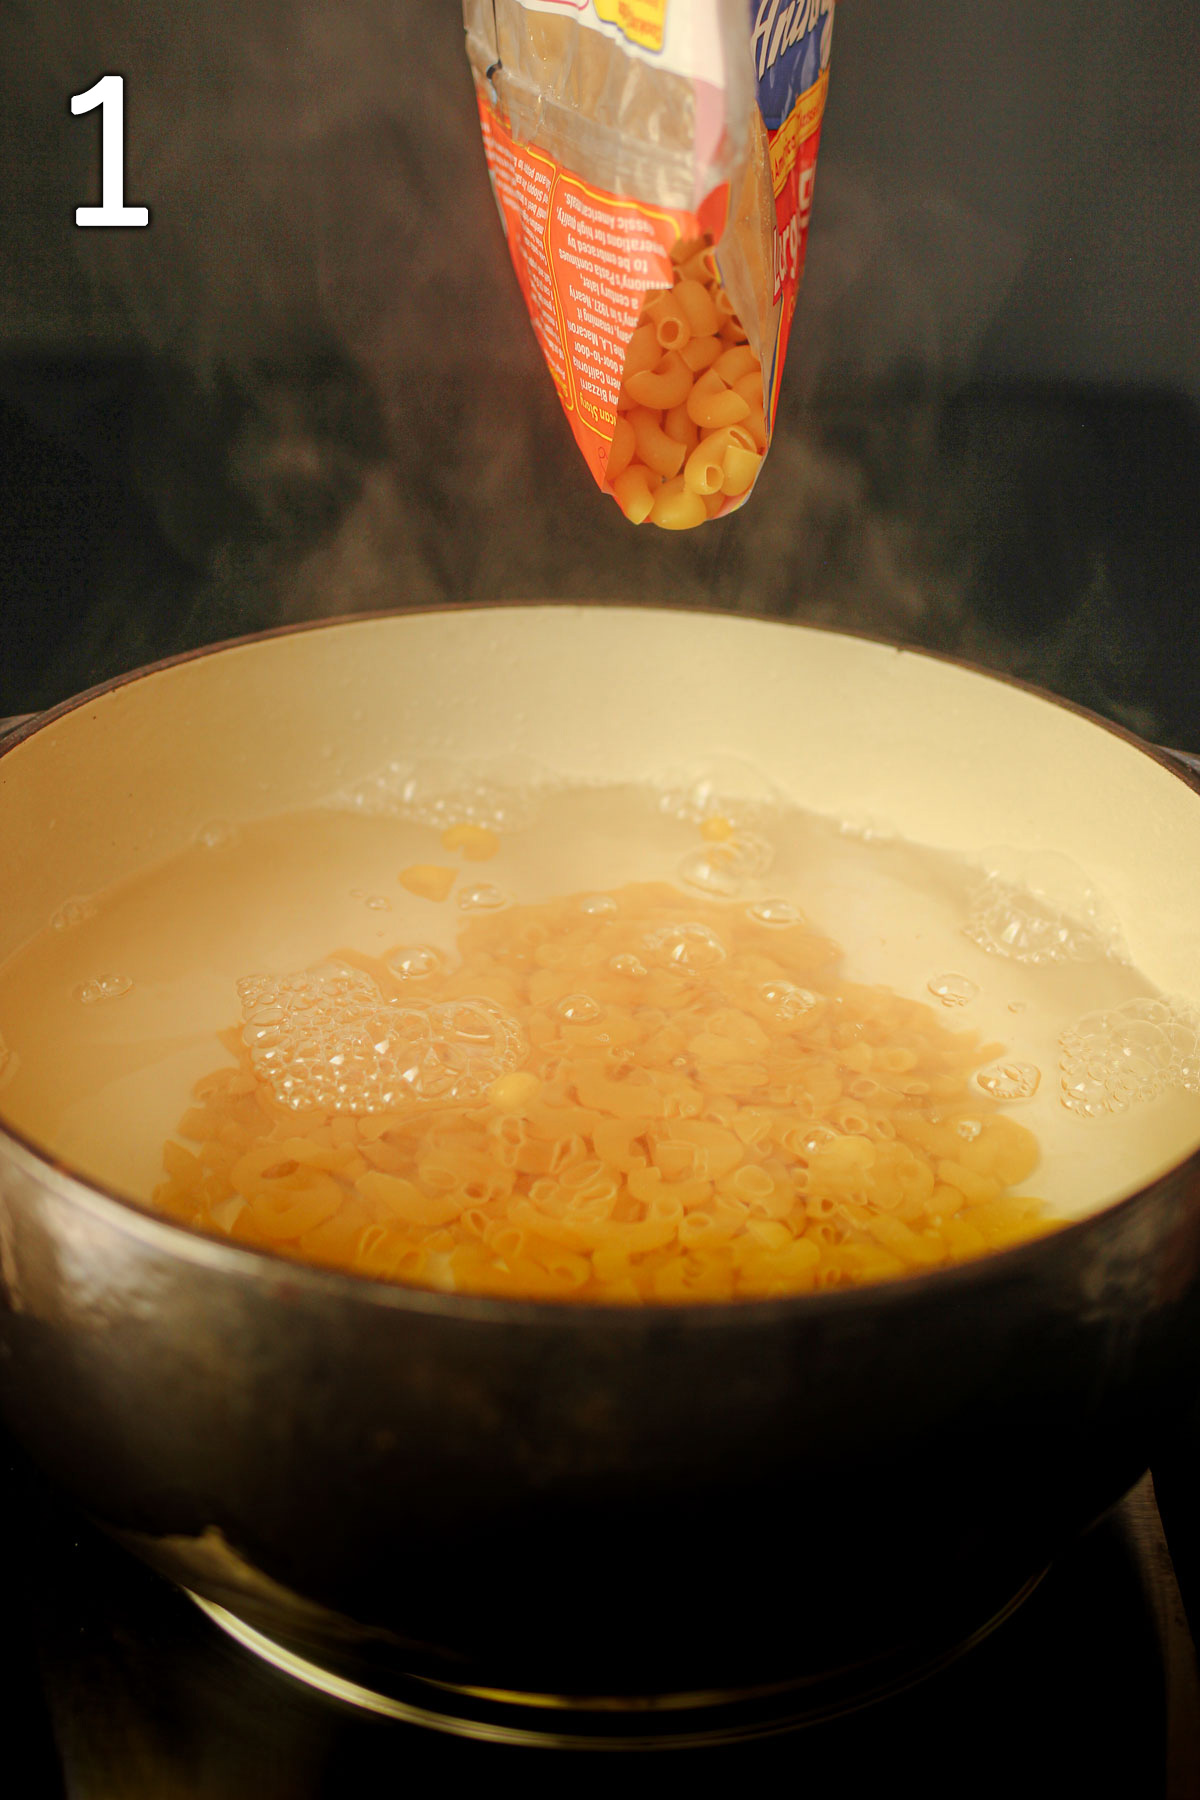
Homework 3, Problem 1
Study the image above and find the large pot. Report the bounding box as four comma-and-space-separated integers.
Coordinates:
1, 607, 1199, 1728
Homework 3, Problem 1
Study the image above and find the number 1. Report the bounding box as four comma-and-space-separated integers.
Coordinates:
71, 75, 149, 228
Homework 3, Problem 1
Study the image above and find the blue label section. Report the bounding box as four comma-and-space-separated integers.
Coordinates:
749, 0, 835, 130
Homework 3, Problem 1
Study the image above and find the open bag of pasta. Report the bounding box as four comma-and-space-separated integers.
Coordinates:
463, 2, 836, 529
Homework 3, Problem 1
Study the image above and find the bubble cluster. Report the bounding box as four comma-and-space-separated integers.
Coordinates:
580, 894, 617, 917
51, 896, 96, 932
760, 980, 818, 1022
609, 953, 647, 978
458, 884, 507, 912
965, 850, 1124, 966
927, 973, 979, 1008
386, 946, 443, 982
332, 757, 541, 832
196, 820, 238, 850
75, 974, 133, 1005
657, 760, 780, 828
956, 1119, 983, 1142
678, 829, 774, 900
237, 965, 526, 1114
973, 1060, 1041, 1102
1059, 996, 1200, 1119
644, 922, 727, 971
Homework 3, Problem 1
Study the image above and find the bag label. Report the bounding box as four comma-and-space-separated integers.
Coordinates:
516, 0, 727, 84
752, 0, 835, 424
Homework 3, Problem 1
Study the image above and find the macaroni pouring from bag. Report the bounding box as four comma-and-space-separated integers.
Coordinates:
463, 0, 836, 528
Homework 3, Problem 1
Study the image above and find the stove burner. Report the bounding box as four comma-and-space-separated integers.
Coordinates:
188, 1575, 1045, 1749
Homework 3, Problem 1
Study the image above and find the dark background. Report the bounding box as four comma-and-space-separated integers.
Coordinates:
2, 0, 1199, 734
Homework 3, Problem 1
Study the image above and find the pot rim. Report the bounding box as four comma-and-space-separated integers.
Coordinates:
2, 600, 1198, 1328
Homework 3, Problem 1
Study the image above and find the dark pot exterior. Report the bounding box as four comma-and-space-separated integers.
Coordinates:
2, 1128, 1199, 1698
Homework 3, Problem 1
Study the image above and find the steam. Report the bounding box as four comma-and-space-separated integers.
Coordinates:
5, 0, 1177, 741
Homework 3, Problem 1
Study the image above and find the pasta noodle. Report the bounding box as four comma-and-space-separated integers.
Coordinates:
153, 855, 1061, 1305
608, 236, 764, 529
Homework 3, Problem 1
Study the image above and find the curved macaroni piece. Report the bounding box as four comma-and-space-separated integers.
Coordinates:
629, 407, 687, 480
612, 464, 660, 524
674, 279, 720, 339
644, 290, 692, 353
606, 414, 636, 482
686, 369, 752, 431
680, 334, 723, 374
714, 344, 760, 385
663, 402, 699, 452
623, 350, 694, 411
649, 475, 707, 530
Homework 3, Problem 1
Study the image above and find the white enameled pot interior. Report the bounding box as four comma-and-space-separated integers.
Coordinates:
1, 606, 1198, 1215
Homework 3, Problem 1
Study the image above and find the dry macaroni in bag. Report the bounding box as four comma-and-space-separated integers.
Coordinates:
463, 1, 836, 529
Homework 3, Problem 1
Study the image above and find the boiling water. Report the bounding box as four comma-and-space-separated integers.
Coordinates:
1, 777, 1199, 1222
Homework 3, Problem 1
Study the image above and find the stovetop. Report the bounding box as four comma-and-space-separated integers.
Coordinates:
3, 1438, 1199, 1799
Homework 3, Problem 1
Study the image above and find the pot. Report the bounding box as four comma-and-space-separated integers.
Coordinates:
1, 606, 1199, 1730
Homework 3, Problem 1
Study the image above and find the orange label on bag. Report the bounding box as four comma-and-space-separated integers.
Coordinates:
592, 0, 668, 52
476, 89, 728, 483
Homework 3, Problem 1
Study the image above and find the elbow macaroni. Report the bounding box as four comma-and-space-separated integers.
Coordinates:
154, 853, 1060, 1305
608, 235, 766, 529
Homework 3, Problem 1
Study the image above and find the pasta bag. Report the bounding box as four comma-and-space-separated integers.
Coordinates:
463, 1, 836, 529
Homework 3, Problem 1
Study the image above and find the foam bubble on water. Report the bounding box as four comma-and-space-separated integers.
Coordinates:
678, 829, 776, 900
196, 820, 238, 850
725, 831, 774, 877
237, 965, 525, 1114
802, 1124, 841, 1155
580, 894, 618, 917
927, 973, 979, 1008
837, 817, 897, 845
760, 981, 818, 1022
965, 849, 1125, 966
610, 954, 647, 977
75, 974, 134, 1005
644, 922, 727, 971
458, 884, 508, 912
1059, 995, 1200, 1119
973, 1060, 1041, 1102
364, 895, 392, 912
386, 946, 443, 981
678, 848, 742, 898
328, 756, 544, 832
51, 896, 97, 933
557, 994, 603, 1024
748, 899, 803, 927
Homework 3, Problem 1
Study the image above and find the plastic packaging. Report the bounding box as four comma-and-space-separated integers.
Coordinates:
463, 1, 836, 527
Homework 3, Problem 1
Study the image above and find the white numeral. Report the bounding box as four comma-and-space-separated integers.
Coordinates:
71, 75, 149, 228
